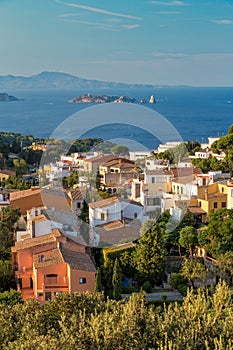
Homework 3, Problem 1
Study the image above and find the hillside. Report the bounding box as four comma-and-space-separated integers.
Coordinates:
0, 71, 156, 90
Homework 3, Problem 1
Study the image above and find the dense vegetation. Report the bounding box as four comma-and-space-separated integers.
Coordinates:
0, 282, 232, 349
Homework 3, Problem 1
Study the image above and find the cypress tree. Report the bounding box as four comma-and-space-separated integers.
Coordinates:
112, 258, 122, 300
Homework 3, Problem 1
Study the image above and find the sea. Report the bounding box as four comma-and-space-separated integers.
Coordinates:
0, 87, 232, 150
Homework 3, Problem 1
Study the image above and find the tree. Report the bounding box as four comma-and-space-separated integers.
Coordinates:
179, 226, 198, 256
13, 158, 28, 176
136, 225, 165, 285
66, 172, 79, 188
0, 206, 20, 259
110, 145, 129, 156
181, 257, 207, 288
112, 258, 122, 300
0, 260, 12, 291
228, 124, 233, 135
206, 209, 233, 256
217, 251, 233, 285
95, 268, 102, 292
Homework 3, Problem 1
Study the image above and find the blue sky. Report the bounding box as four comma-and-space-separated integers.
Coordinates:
0, 0, 233, 85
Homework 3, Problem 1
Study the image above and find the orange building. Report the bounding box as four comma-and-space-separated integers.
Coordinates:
12, 229, 96, 302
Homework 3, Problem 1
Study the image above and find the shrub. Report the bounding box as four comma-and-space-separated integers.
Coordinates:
142, 281, 152, 293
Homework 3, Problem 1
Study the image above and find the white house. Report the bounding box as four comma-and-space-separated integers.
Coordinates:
89, 196, 144, 227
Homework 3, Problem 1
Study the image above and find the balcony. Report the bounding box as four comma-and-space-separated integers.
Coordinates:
44, 275, 68, 288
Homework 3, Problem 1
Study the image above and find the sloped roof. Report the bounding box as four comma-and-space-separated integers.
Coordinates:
95, 222, 141, 246
89, 196, 119, 209
0, 169, 16, 176
61, 248, 96, 272
84, 154, 116, 164
145, 169, 173, 176
33, 249, 64, 268
102, 158, 135, 168
12, 230, 61, 251
10, 188, 71, 215
69, 188, 85, 201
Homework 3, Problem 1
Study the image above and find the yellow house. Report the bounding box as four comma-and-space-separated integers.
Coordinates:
198, 182, 228, 217
227, 180, 233, 209
0, 169, 16, 182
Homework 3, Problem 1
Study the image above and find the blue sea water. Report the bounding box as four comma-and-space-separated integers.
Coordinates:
0, 87, 232, 150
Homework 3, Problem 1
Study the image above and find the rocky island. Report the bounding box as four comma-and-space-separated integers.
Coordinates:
0, 93, 19, 102
68, 94, 148, 104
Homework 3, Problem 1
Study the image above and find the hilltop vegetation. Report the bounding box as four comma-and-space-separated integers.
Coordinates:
0, 282, 232, 349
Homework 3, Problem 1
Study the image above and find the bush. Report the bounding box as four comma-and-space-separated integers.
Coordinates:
121, 286, 137, 294
169, 272, 188, 296
142, 281, 152, 293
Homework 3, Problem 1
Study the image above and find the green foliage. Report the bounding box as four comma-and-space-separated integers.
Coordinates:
112, 258, 122, 300
0, 289, 22, 306
179, 226, 198, 256
205, 209, 233, 256
66, 172, 79, 188
95, 268, 102, 292
1, 175, 31, 190
181, 257, 207, 288
13, 159, 28, 176
192, 155, 228, 173
0, 206, 20, 292
228, 124, 233, 135
0, 206, 20, 259
0, 282, 232, 349
185, 141, 201, 154
136, 225, 165, 285
0, 260, 12, 292
142, 280, 152, 293
69, 138, 103, 153
110, 145, 129, 156
217, 251, 233, 285
169, 272, 188, 296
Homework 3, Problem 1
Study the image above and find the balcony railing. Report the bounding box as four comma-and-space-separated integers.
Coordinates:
44, 275, 68, 288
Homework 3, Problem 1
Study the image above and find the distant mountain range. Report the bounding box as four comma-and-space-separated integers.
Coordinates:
0, 71, 157, 90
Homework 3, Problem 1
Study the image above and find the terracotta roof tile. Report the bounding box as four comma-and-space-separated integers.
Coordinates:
61, 248, 96, 272
33, 249, 64, 268
89, 196, 119, 209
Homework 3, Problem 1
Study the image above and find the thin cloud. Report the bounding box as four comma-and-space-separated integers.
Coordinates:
150, 1, 187, 6
151, 52, 233, 59
157, 11, 182, 14
60, 18, 140, 31
212, 19, 233, 25
152, 52, 188, 58
55, 0, 142, 20
121, 24, 140, 30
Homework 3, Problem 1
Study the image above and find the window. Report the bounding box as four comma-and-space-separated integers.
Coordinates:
39, 255, 45, 262
214, 202, 218, 209
181, 187, 183, 194
231, 189, 233, 197
222, 187, 224, 193
146, 197, 160, 206
151, 177, 155, 184
222, 202, 227, 208
46, 274, 57, 278
79, 277, 86, 284
101, 213, 105, 221
45, 292, 52, 301
134, 212, 138, 219
77, 202, 81, 209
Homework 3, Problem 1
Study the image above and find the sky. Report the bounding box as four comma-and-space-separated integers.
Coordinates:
0, 0, 233, 86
